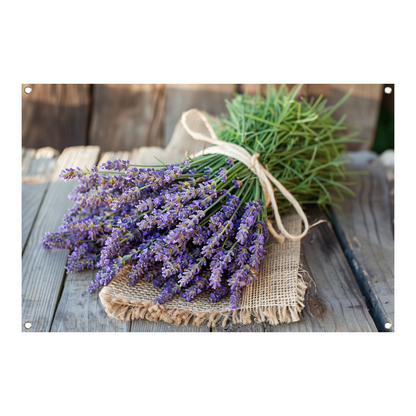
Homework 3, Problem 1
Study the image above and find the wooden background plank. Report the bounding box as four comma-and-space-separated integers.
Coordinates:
50, 270, 129, 332
22, 84, 91, 152
242, 84, 383, 151
163, 84, 237, 146
23, 84, 383, 153
89, 84, 165, 152
330, 152, 394, 331
22, 147, 59, 252
22, 146, 100, 332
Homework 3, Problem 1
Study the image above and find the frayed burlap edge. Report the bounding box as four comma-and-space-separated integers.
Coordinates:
99, 268, 308, 328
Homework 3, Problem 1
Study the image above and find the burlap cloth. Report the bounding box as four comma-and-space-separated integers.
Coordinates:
99, 113, 308, 327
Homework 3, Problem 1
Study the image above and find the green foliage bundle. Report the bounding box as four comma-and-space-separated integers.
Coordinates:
211, 84, 359, 215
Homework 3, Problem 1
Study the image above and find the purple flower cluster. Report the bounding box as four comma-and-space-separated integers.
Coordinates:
43, 156, 267, 310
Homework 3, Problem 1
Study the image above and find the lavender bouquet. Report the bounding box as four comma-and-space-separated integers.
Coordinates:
42, 85, 357, 310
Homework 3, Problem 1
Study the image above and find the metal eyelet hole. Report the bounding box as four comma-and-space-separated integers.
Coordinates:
384, 86, 392, 94
384, 322, 392, 330
24, 322, 32, 329
24, 86, 32, 94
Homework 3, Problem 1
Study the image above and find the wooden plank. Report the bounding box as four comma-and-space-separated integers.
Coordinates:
22, 146, 100, 332
130, 319, 209, 332
266, 206, 377, 332
22, 147, 59, 252
89, 84, 165, 152
164, 84, 237, 146
212, 322, 265, 332
22, 148, 36, 177
321, 84, 383, 151
50, 270, 129, 332
330, 151, 394, 332
22, 84, 91, 152
241, 84, 383, 151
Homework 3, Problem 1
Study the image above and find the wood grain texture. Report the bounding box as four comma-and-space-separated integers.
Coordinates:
22, 148, 36, 177
50, 270, 129, 332
212, 322, 265, 332
89, 84, 165, 152
22, 84, 91, 151
325, 85, 383, 151
266, 206, 377, 332
164, 84, 237, 146
241, 84, 383, 151
130, 319, 209, 332
330, 152, 394, 332
22, 146, 100, 332
22, 147, 59, 252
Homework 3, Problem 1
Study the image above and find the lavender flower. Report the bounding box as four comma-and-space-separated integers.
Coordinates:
43, 153, 270, 311
225, 157, 234, 167
217, 167, 227, 183
66, 243, 96, 273
101, 159, 130, 172
209, 281, 229, 303
248, 232, 266, 269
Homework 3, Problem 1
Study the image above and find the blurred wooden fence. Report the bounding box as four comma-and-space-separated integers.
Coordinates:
22, 84, 383, 153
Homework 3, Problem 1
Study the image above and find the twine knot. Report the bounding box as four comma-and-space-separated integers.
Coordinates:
181, 109, 310, 243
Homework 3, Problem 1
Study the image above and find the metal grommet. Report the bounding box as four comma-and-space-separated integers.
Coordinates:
24, 86, 32, 94
384, 86, 392, 94
384, 322, 392, 330
24, 322, 32, 329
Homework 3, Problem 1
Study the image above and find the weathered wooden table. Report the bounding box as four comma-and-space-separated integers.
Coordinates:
22, 146, 394, 332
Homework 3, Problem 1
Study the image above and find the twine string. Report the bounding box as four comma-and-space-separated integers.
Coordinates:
181, 109, 309, 243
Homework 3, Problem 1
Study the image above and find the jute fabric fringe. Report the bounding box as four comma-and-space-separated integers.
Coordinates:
99, 112, 307, 327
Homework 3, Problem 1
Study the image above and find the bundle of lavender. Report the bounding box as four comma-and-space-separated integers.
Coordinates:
42, 85, 357, 310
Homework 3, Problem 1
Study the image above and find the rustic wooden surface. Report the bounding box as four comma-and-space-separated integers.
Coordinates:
22, 146, 382, 332
22, 146, 100, 332
242, 84, 383, 151
22, 147, 58, 251
330, 152, 394, 331
38, 149, 377, 332
21, 82, 390, 332
22, 84, 91, 152
50, 270, 129, 332
89, 84, 165, 152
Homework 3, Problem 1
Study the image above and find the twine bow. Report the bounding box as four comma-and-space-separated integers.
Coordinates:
181, 109, 309, 244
